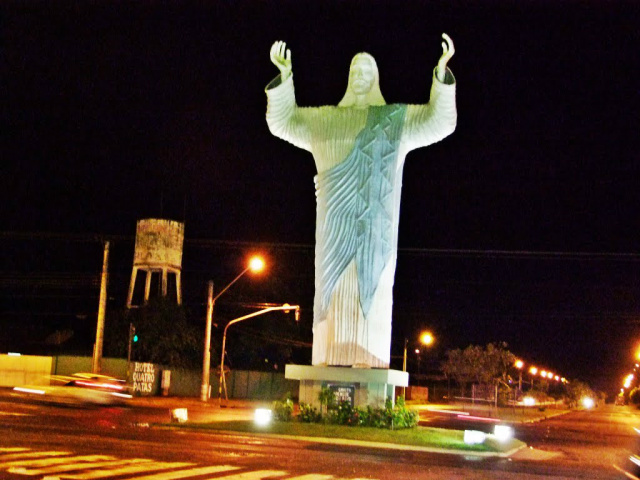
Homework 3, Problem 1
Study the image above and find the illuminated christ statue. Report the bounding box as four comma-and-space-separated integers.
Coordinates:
266, 35, 457, 368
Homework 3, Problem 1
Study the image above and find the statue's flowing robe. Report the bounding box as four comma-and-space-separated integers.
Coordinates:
266, 70, 456, 368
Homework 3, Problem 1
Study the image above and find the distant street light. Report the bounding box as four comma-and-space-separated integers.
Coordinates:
402, 330, 436, 397
515, 359, 524, 391
529, 366, 538, 387
219, 304, 300, 405
420, 331, 434, 347
201, 255, 265, 402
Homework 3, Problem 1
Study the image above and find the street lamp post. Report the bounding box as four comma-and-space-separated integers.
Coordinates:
403, 331, 435, 394
515, 359, 524, 392
200, 256, 265, 402
92, 241, 110, 374
218, 304, 300, 405
417, 331, 434, 388
402, 338, 408, 398
529, 366, 538, 388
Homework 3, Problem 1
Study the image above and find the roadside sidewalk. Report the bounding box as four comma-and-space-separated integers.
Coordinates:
128, 395, 265, 423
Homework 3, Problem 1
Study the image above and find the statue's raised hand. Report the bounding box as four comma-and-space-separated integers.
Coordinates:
270, 41, 292, 81
437, 33, 455, 83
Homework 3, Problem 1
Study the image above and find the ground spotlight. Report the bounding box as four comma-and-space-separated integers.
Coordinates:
254, 408, 273, 426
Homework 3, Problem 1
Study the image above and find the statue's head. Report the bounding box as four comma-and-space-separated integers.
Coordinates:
338, 53, 386, 108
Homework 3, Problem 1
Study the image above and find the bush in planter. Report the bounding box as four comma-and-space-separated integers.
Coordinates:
387, 397, 418, 429
329, 400, 360, 426
298, 402, 322, 423
272, 398, 294, 421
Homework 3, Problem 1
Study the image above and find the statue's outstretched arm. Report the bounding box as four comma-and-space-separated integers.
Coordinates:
436, 33, 455, 83
270, 41, 292, 81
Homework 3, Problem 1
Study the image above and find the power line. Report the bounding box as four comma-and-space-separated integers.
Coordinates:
3, 230, 639, 261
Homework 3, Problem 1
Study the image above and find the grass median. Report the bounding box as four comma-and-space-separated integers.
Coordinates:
167, 420, 525, 454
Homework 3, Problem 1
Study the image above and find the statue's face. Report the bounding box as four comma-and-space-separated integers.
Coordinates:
349, 56, 375, 95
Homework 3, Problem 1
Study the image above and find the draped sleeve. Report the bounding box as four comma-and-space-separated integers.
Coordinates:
265, 74, 315, 152
402, 68, 457, 150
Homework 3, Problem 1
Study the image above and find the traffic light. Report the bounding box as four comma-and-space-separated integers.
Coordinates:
133, 334, 139, 343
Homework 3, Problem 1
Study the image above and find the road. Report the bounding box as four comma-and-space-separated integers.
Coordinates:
0, 395, 637, 479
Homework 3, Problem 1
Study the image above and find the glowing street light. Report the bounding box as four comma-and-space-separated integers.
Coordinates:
528, 366, 538, 388
403, 331, 436, 396
514, 360, 524, 391
201, 255, 266, 402
248, 256, 265, 273
420, 331, 435, 347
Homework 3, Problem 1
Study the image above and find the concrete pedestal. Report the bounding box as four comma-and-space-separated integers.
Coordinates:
285, 364, 408, 409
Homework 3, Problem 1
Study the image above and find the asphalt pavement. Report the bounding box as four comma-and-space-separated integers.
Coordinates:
1, 388, 568, 459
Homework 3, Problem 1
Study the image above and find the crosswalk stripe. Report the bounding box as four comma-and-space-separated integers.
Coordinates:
208, 471, 287, 480
55, 460, 194, 479
128, 465, 241, 480
4, 454, 113, 470
0, 449, 377, 480
0, 451, 70, 463
11, 459, 148, 476
6, 456, 129, 476
286, 476, 335, 480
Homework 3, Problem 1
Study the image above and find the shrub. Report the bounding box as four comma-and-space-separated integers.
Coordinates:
386, 397, 418, 429
321, 397, 417, 429
298, 402, 322, 423
272, 398, 294, 421
330, 400, 360, 426
318, 386, 336, 415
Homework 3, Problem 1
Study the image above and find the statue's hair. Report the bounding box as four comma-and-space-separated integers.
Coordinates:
338, 53, 386, 107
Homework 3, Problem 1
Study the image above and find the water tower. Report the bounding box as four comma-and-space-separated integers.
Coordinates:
126, 218, 184, 307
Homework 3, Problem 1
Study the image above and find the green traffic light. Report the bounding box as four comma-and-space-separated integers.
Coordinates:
133, 334, 139, 343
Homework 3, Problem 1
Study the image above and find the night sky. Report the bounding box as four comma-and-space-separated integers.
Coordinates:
2, 1, 639, 394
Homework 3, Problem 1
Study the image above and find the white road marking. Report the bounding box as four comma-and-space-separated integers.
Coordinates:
5, 454, 113, 470
128, 465, 241, 480
1, 448, 378, 480
286, 476, 335, 480
11, 459, 149, 476
207, 471, 286, 480
0, 451, 70, 463
54, 459, 194, 479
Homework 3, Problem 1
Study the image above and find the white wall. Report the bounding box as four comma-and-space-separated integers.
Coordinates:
0, 354, 53, 386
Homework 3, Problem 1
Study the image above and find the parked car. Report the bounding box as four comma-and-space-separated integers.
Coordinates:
12, 373, 132, 406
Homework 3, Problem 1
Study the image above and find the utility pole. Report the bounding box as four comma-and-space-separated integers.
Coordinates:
92, 241, 109, 374
127, 323, 135, 380
201, 281, 214, 401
